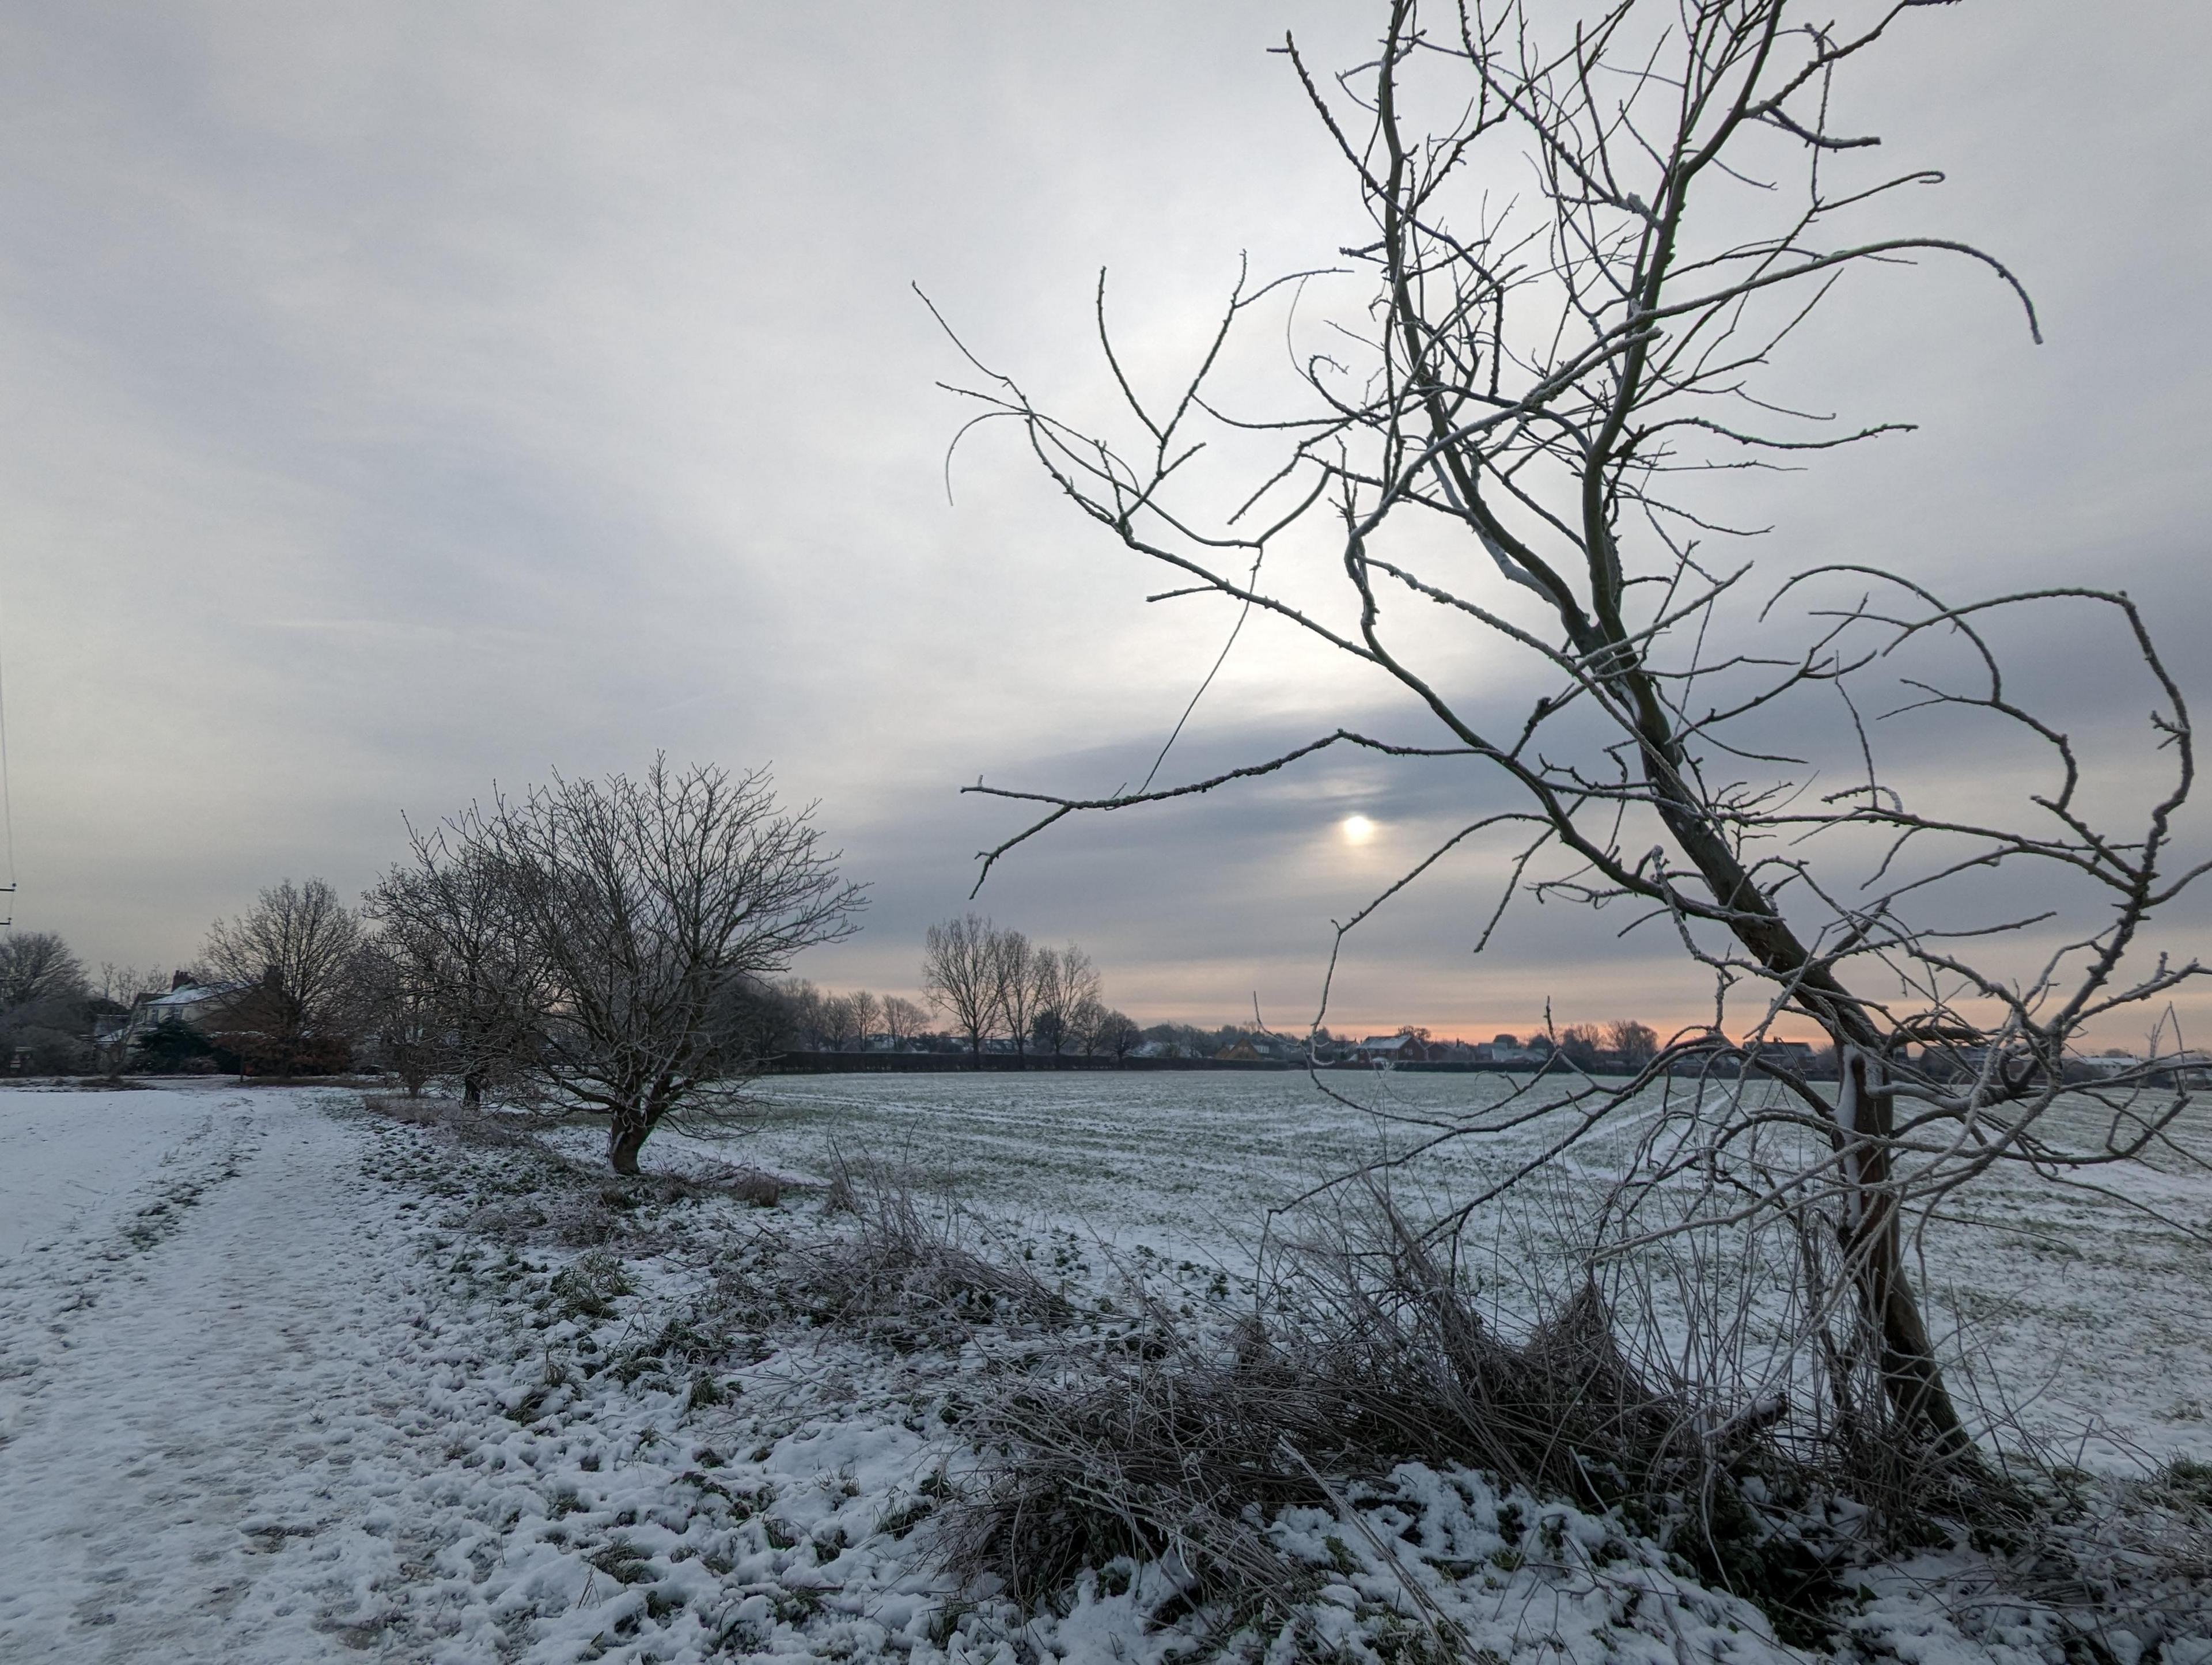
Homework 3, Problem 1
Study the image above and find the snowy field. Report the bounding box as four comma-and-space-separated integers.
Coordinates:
733, 1070, 2212, 1469
0, 1079, 2206, 1664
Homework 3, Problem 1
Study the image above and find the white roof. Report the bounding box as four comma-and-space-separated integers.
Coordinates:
144, 983, 241, 1008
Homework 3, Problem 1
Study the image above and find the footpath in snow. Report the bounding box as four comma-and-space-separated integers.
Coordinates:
0, 1085, 556, 1657
0, 1084, 957, 1662
0, 1084, 2204, 1664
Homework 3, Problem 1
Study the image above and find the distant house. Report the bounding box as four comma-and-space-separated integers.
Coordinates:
1741, 1039, 1818, 1075
113, 974, 255, 1053
1354, 1033, 1429, 1064
2077, 1052, 2140, 1076
1476, 1041, 1546, 1067
2153, 1051, 2212, 1087
1927, 1045, 2210, 1089
1213, 1040, 1263, 1063
2070, 1052, 2179, 1080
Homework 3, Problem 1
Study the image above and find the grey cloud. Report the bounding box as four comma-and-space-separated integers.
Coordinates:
1, 2, 2205, 1048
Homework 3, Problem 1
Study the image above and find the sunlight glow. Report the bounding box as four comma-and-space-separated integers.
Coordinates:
1340, 814, 1377, 845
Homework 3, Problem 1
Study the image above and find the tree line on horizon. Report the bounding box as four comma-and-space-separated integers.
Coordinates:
918, 913, 1141, 1067
12, 758, 861, 1174
9, 758, 1170, 1170
6, 758, 1717, 1170
2, 907, 1687, 1087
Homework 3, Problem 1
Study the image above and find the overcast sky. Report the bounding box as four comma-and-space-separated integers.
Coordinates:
5, 2, 2208, 1041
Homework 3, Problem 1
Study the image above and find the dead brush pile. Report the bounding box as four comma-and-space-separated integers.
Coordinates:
937, 1185, 1838, 1632
789, 1154, 1073, 1349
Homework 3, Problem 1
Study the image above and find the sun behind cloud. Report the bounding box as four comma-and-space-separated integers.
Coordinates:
1340, 814, 1377, 845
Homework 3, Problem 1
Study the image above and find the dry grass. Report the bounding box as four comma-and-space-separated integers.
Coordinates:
361, 1093, 541, 1146
931, 1181, 2212, 1648
355, 1093, 794, 1259
351, 1105, 2212, 1648
795, 1153, 1070, 1347
933, 1182, 1823, 1628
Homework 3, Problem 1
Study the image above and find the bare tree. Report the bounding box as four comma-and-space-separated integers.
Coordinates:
772, 977, 826, 1048
0, 931, 96, 1074
992, 927, 1038, 1060
1557, 1023, 1606, 1070
1066, 961, 1104, 1054
1066, 989, 1109, 1057
1028, 946, 1067, 1058
93, 963, 164, 1006
351, 935, 444, 1097
923, 912, 1002, 1067
444, 757, 863, 1173
817, 992, 865, 1052
1029, 942, 1104, 1064
941, 0, 2208, 1482
848, 989, 884, 1049
881, 993, 929, 1049
1605, 1019, 1660, 1068
0, 932, 86, 1012
365, 834, 551, 1106
1092, 1008, 1142, 1066
202, 879, 366, 1076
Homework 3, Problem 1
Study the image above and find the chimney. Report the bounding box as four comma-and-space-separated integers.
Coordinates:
171, 969, 193, 991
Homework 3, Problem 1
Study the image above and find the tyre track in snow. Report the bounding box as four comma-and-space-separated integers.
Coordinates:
0, 1093, 263, 1452
0, 1090, 458, 1662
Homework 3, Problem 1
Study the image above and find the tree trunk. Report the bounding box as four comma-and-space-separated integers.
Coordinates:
1641, 756, 1973, 1454
462, 1072, 483, 1109
608, 1116, 649, 1177
1838, 1049, 1974, 1458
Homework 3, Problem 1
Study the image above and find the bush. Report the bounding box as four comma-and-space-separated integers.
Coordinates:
4, 1023, 94, 1075
937, 1185, 1837, 1632
208, 1029, 354, 1078
800, 1155, 1067, 1348
132, 1017, 214, 1074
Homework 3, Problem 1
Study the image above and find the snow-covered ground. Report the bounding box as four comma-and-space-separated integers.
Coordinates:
0, 1085, 245, 1264
0, 1080, 2205, 1664
737, 1071, 2212, 1469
